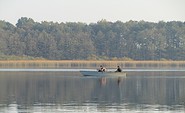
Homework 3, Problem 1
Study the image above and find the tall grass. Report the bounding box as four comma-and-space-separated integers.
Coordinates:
0, 60, 185, 69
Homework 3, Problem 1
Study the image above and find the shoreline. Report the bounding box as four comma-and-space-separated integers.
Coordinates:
0, 60, 185, 69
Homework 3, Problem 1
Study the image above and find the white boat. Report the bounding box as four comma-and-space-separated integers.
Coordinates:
80, 71, 126, 77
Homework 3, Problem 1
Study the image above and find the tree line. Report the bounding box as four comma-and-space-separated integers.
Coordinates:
0, 17, 185, 60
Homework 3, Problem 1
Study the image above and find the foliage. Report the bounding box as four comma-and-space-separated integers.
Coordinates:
0, 54, 45, 60
0, 18, 185, 60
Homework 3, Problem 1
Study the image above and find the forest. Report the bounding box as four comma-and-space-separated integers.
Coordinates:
0, 17, 185, 60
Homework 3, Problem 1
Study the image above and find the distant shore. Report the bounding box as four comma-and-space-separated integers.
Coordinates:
0, 60, 185, 69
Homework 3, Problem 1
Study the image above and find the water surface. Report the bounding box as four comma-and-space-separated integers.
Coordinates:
0, 69, 185, 113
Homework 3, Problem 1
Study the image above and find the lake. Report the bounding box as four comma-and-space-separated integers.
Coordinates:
0, 69, 185, 113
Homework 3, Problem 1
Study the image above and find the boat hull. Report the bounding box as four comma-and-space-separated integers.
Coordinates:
80, 71, 126, 77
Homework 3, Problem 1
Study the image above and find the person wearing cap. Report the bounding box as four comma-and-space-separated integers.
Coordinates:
115, 66, 122, 72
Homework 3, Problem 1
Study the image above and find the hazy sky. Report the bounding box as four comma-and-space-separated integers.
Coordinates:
0, 0, 185, 25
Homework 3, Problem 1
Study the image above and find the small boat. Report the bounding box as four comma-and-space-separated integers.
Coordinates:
80, 71, 126, 77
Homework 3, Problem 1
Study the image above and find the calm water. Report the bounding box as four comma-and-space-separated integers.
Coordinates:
0, 69, 185, 113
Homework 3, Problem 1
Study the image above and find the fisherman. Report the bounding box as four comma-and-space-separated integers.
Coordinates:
115, 66, 122, 72
98, 65, 106, 72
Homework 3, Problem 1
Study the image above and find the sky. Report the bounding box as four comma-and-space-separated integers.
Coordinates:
0, 0, 185, 25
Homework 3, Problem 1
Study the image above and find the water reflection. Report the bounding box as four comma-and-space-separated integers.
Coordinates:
0, 71, 185, 112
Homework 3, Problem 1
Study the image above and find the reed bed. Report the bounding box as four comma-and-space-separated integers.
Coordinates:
0, 60, 185, 69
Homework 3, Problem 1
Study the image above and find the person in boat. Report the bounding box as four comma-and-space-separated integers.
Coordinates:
98, 65, 106, 72
115, 66, 122, 72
